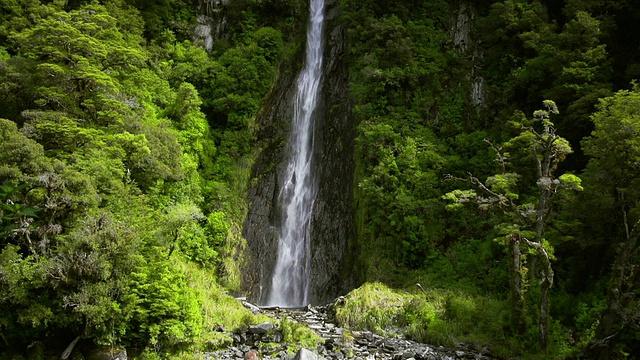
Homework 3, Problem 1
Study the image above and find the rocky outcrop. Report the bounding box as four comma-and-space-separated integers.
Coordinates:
449, 1, 486, 108
241, 46, 300, 303
194, 0, 231, 52
242, 0, 356, 305
307, 0, 356, 305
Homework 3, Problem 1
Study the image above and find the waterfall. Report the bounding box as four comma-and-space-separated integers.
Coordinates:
267, 0, 325, 307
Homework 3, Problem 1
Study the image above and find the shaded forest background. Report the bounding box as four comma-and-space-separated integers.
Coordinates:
0, 0, 638, 358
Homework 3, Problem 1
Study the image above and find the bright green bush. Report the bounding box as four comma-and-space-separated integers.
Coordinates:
337, 283, 523, 356
280, 317, 322, 350
335, 282, 408, 334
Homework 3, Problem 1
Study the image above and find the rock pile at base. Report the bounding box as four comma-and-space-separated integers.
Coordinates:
205, 302, 494, 360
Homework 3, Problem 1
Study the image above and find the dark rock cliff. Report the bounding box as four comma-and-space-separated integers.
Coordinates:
242, 0, 356, 305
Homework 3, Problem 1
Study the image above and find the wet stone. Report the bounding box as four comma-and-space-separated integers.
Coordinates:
249, 322, 275, 334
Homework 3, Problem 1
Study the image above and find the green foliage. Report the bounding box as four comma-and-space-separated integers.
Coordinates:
122, 0, 195, 40
578, 85, 640, 241
577, 85, 640, 356
355, 121, 446, 274
279, 317, 322, 350
403, 297, 451, 346
10, 4, 146, 124
0, 118, 50, 181
478, 1, 614, 170
487, 173, 520, 199
419, 239, 510, 294
336, 283, 521, 356
334, 282, 407, 334
2, 0, 639, 357
582, 85, 640, 207
129, 259, 203, 350
0, 182, 41, 237
443, 101, 583, 352
0, 0, 284, 354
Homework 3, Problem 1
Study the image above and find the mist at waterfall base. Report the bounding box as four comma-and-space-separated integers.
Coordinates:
265, 0, 325, 307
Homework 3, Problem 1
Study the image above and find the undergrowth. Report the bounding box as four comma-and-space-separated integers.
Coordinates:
279, 317, 323, 351
334, 282, 577, 359
174, 257, 270, 351
334, 282, 408, 334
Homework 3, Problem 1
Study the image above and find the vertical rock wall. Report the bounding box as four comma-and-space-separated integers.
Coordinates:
194, 0, 230, 52
449, 1, 486, 108
308, 0, 356, 304
242, 0, 355, 305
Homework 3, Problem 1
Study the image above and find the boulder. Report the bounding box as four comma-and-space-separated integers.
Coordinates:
294, 348, 324, 360
249, 322, 275, 334
245, 349, 261, 360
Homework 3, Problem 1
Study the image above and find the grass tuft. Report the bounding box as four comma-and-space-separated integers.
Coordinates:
335, 282, 408, 334
174, 257, 270, 350
335, 282, 525, 356
279, 317, 322, 350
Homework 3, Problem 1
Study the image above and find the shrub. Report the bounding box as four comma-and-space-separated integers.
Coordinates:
334, 282, 407, 334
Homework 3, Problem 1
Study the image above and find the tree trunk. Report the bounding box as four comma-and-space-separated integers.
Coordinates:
591, 210, 638, 358
509, 233, 525, 333
523, 238, 553, 351
538, 253, 553, 351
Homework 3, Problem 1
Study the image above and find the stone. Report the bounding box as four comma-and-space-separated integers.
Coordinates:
401, 351, 417, 359
394, 352, 416, 360
324, 339, 335, 351
245, 349, 260, 360
203, 301, 498, 360
263, 330, 284, 343
293, 348, 323, 360
249, 322, 274, 334
85, 345, 127, 360
362, 332, 374, 342
242, 301, 261, 313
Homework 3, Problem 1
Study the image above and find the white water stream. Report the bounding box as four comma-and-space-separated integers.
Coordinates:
267, 0, 325, 307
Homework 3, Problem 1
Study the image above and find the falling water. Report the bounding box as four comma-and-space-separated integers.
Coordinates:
267, 0, 325, 307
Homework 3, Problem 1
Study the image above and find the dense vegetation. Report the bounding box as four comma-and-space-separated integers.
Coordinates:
343, 0, 640, 358
0, 0, 306, 357
0, 0, 639, 359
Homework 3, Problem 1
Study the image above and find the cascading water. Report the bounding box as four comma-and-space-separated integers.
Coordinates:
267, 0, 325, 307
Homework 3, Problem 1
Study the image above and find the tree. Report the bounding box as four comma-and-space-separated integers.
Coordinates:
10, 3, 145, 124
355, 121, 445, 276
581, 86, 640, 357
444, 101, 583, 350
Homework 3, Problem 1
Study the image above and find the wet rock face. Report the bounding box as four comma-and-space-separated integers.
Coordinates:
242, 0, 356, 305
194, 0, 231, 52
449, 1, 486, 108
242, 64, 298, 303
308, 0, 356, 305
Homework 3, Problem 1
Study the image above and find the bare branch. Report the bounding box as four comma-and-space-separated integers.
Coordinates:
484, 138, 507, 174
